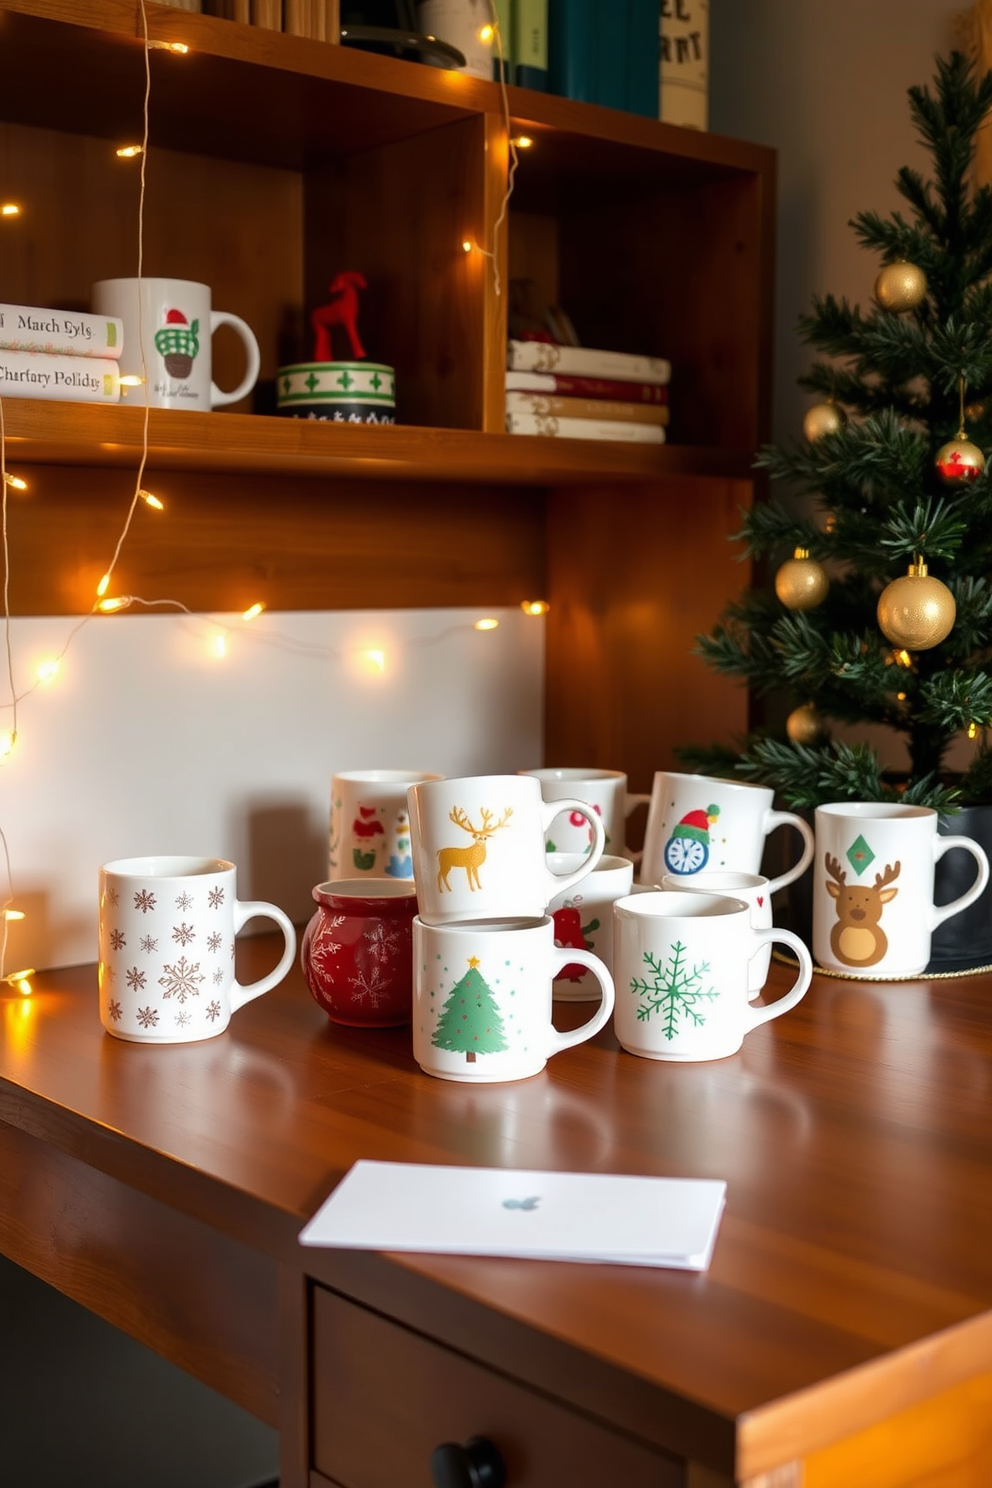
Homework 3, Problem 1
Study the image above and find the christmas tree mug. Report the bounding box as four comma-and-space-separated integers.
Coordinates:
518, 767, 651, 862
812, 803, 989, 978
91, 277, 261, 410
639, 772, 814, 891
660, 870, 774, 995
412, 915, 615, 1083
98, 856, 296, 1044
408, 775, 606, 925
613, 891, 812, 1062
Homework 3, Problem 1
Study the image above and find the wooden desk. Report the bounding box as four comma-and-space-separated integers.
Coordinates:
2, 941, 991, 1487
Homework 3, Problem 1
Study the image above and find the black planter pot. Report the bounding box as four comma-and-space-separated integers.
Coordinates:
780, 803, 992, 975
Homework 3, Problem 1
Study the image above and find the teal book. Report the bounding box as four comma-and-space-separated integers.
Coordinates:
513, 0, 547, 91
625, 0, 659, 116
547, 0, 596, 103
594, 0, 625, 109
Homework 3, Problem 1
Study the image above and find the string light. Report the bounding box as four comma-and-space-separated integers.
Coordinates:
520, 599, 550, 616
462, 239, 474, 254
97, 596, 129, 613
242, 602, 265, 621
211, 633, 227, 658
3, 473, 27, 491
362, 648, 386, 673
510, 135, 534, 149
0, 732, 15, 759
4, 969, 35, 996
139, 489, 164, 510
1, 204, 21, 217
474, 617, 499, 630
147, 39, 189, 53
35, 659, 60, 685
96, 573, 111, 597
120, 375, 145, 387
116, 145, 144, 158
3, 909, 24, 922
479, 23, 494, 43
968, 721, 980, 739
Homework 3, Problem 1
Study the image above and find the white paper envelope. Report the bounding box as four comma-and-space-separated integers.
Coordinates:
299, 1161, 727, 1271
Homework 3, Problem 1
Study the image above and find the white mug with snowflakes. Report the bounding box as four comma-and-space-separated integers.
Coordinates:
413, 915, 615, 1082
613, 890, 812, 1061
639, 772, 815, 892
98, 855, 297, 1043
91, 277, 261, 410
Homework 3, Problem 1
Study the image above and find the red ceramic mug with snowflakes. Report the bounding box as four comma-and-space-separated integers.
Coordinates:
98, 856, 296, 1044
301, 879, 419, 1027
412, 915, 615, 1082
613, 890, 811, 1062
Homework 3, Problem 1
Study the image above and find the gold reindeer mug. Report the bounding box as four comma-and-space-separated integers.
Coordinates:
407, 775, 606, 926
813, 803, 989, 978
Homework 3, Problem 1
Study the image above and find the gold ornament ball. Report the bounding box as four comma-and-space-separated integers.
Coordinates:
876, 562, 956, 650
786, 704, 828, 745
874, 260, 927, 313
935, 436, 986, 484
775, 551, 830, 610
802, 402, 846, 442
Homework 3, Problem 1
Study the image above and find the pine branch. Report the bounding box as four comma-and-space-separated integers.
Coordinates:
876, 495, 968, 563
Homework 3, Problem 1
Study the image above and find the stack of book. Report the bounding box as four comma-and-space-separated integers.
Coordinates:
505, 339, 670, 445
0, 302, 123, 404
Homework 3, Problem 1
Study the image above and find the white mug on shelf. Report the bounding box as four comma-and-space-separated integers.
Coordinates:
519, 767, 650, 862
91, 276, 261, 411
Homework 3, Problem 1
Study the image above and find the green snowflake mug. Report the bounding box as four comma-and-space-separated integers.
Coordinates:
613, 890, 812, 1061
98, 856, 296, 1044
412, 915, 615, 1082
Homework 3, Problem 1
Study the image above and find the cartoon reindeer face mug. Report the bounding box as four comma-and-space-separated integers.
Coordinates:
407, 775, 606, 925
813, 803, 990, 978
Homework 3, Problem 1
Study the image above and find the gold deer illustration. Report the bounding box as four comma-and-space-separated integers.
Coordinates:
824, 854, 900, 968
437, 806, 514, 892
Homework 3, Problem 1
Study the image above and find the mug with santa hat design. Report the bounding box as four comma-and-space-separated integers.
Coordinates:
639, 771, 814, 896
92, 278, 260, 410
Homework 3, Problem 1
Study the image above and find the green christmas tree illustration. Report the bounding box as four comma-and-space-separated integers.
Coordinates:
629, 942, 719, 1040
432, 956, 509, 1063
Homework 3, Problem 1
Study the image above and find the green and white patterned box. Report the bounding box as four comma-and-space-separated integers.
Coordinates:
276, 361, 396, 423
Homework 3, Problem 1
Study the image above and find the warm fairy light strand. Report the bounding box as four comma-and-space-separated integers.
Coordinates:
465, 0, 519, 298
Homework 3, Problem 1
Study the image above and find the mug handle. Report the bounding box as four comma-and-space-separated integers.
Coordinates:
623, 790, 652, 866
763, 811, 815, 895
230, 900, 298, 1012
541, 797, 606, 893
743, 928, 812, 1031
209, 309, 262, 407
930, 836, 990, 929
546, 948, 615, 1054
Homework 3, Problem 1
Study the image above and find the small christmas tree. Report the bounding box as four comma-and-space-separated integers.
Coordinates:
685, 52, 992, 810
432, 957, 508, 1063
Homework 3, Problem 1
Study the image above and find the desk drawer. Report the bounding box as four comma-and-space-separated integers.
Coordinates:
311, 1286, 682, 1488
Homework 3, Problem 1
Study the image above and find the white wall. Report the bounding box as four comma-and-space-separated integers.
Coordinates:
0, 607, 543, 973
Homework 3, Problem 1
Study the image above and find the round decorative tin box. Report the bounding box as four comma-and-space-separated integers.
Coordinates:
276, 360, 396, 423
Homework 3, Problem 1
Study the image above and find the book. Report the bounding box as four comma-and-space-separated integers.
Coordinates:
660, 0, 709, 130
0, 348, 120, 402
626, 0, 660, 117
547, 0, 596, 103
300, 1161, 727, 1270
594, 1, 625, 110
505, 409, 665, 443
0, 302, 124, 360
251, 0, 281, 28
507, 338, 671, 383
492, 0, 514, 81
513, 0, 547, 90
506, 368, 669, 403
506, 390, 669, 425
283, 0, 309, 34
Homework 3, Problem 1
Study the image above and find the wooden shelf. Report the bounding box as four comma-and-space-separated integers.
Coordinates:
0, 400, 755, 484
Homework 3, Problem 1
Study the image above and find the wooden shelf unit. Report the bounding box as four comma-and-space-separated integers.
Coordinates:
0, 0, 776, 782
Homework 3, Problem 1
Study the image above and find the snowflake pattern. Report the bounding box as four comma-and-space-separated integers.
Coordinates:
136, 1005, 159, 1028
134, 889, 157, 913
206, 931, 223, 953
212, 967, 225, 986
107, 998, 123, 1022
175, 891, 194, 910
140, 935, 158, 954
206, 1000, 222, 1022
105, 886, 120, 907
349, 963, 389, 1006
158, 955, 205, 1002
104, 963, 117, 985
125, 966, 147, 991
172, 921, 196, 946
109, 928, 126, 951
207, 885, 225, 909
629, 941, 720, 1040
175, 1009, 192, 1028
364, 921, 403, 962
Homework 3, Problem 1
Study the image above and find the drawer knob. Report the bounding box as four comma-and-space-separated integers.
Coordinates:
430, 1434, 506, 1488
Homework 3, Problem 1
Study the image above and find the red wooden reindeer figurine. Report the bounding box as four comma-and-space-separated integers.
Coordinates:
311, 271, 368, 361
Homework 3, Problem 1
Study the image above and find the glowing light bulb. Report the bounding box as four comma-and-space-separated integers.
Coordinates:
119, 375, 145, 387
139, 489, 164, 510
520, 599, 550, 617
148, 39, 189, 52
0, 731, 15, 758
474, 618, 499, 631
462, 239, 474, 253
3, 472, 27, 490
242, 602, 264, 622
36, 658, 61, 685
96, 573, 111, 597
363, 648, 386, 673
97, 596, 128, 613
511, 135, 534, 149
893, 649, 912, 668
1, 203, 21, 217
968, 721, 979, 739
211, 634, 227, 659
3, 909, 25, 922
479, 23, 494, 42
5, 970, 35, 996
116, 145, 144, 158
